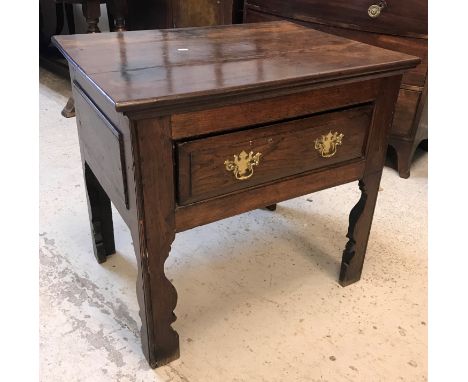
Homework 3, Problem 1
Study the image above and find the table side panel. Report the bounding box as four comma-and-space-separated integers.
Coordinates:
73, 83, 129, 210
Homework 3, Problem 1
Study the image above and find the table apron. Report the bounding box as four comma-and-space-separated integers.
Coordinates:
174, 159, 365, 232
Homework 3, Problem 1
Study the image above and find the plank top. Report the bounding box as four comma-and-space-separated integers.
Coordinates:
53, 21, 419, 113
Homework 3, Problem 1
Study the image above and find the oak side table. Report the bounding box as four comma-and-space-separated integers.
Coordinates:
52, 21, 419, 368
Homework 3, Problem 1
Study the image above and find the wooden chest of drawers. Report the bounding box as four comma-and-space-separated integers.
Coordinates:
53, 21, 418, 367
244, 0, 428, 178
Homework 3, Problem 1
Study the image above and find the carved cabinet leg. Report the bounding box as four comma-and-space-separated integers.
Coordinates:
339, 171, 382, 287
84, 164, 115, 263
131, 117, 180, 367
389, 139, 415, 179
130, 224, 179, 368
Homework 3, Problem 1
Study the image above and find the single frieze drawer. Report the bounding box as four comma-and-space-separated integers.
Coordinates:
177, 104, 373, 205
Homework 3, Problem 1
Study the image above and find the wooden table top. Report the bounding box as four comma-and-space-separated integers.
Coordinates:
53, 21, 419, 113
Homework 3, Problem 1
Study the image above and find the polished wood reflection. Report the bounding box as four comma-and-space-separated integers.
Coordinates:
53, 21, 418, 113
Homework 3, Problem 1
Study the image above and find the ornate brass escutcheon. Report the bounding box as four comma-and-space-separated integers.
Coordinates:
314, 131, 344, 158
224, 150, 262, 180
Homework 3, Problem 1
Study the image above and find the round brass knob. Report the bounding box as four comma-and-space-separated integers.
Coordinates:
368, 1, 387, 18
368, 4, 382, 18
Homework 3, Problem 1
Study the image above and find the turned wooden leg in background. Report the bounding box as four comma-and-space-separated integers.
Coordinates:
108, 0, 128, 31
339, 171, 382, 287
61, 0, 102, 118
131, 117, 180, 367
82, 0, 101, 33
84, 163, 115, 263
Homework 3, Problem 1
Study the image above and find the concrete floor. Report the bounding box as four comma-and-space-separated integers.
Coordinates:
39, 67, 427, 382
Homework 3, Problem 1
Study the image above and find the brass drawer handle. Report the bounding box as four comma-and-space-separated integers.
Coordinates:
314, 131, 344, 158
224, 150, 262, 180
368, 1, 387, 18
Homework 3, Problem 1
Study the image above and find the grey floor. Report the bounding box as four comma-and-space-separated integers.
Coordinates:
39, 67, 428, 382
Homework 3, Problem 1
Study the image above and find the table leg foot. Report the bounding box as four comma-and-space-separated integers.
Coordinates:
339, 172, 382, 287
84, 164, 115, 263
61, 97, 75, 118
394, 141, 413, 179
132, 229, 180, 368
264, 203, 277, 211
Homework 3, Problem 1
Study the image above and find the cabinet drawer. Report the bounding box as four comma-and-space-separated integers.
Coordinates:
245, 9, 427, 88
177, 104, 373, 205
246, 0, 427, 37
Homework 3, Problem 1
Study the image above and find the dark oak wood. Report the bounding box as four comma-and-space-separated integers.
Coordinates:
339, 76, 401, 285
131, 117, 180, 367
53, 21, 418, 368
244, 2, 428, 178
175, 160, 366, 232
52, 22, 418, 115
171, 78, 380, 139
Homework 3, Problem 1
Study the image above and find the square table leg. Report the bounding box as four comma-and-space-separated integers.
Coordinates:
84, 163, 116, 264
129, 117, 180, 367
339, 171, 383, 287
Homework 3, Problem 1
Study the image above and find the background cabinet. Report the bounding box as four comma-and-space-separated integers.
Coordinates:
126, 0, 244, 30
244, 0, 428, 178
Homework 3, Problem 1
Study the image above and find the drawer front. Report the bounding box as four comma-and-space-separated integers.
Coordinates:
246, 0, 427, 37
177, 104, 373, 205
245, 9, 427, 88
392, 88, 421, 137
